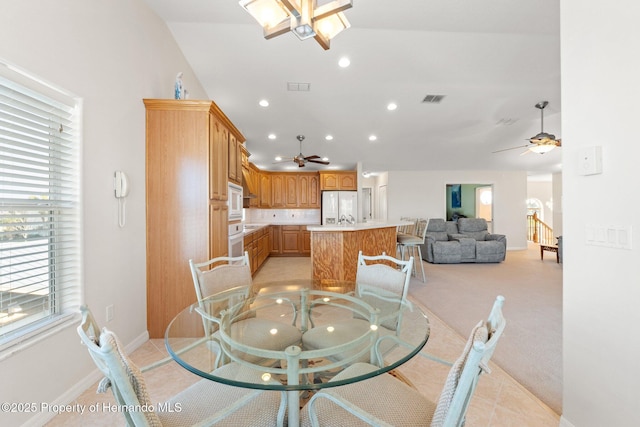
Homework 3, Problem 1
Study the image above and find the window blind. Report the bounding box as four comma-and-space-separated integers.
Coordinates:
0, 65, 81, 349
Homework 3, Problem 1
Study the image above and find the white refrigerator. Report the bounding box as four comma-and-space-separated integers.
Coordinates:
321, 191, 358, 225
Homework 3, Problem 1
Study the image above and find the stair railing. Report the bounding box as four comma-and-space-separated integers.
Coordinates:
527, 212, 555, 245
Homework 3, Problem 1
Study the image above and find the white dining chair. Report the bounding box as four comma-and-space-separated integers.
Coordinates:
189, 252, 302, 367
302, 251, 414, 363
77, 305, 286, 426
300, 295, 507, 427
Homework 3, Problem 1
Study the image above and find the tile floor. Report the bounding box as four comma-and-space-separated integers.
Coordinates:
47, 257, 561, 426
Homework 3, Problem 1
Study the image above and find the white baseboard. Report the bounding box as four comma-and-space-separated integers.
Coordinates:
20, 330, 150, 427
559, 415, 575, 427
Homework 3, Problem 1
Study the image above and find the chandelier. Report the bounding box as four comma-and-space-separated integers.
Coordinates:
239, 0, 353, 50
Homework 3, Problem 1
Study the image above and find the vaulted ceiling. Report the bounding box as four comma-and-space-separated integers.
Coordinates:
144, 0, 561, 176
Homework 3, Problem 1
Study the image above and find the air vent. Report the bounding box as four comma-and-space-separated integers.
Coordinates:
496, 118, 518, 126
422, 94, 445, 103
287, 82, 311, 92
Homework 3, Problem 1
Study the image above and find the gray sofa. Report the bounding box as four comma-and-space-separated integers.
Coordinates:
420, 218, 506, 264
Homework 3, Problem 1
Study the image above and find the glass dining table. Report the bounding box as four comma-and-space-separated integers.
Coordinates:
165, 279, 430, 427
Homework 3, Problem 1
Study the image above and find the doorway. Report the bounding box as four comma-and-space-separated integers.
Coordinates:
445, 183, 493, 228
475, 186, 493, 232
362, 187, 372, 221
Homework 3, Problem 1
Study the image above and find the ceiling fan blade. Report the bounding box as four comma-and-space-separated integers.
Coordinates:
272, 157, 294, 164
307, 159, 330, 165
492, 144, 529, 153
304, 155, 320, 160
519, 149, 532, 156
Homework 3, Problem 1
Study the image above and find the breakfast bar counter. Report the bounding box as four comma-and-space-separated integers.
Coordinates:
307, 221, 409, 282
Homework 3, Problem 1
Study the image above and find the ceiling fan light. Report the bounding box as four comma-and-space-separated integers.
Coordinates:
529, 144, 555, 154
239, 0, 290, 29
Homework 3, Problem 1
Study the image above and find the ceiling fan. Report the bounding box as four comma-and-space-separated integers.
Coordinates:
277, 135, 330, 167
493, 101, 562, 155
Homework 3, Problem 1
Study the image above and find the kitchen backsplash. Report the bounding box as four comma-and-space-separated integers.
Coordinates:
245, 209, 321, 224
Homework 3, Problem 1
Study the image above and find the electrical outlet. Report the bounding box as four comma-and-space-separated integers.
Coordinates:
106, 305, 114, 322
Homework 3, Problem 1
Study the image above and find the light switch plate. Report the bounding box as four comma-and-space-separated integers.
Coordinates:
579, 146, 602, 175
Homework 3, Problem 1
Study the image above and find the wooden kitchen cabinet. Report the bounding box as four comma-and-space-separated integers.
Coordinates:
260, 173, 271, 207
270, 225, 281, 255
244, 227, 270, 276
298, 173, 320, 208
271, 174, 286, 207
285, 174, 298, 208
144, 99, 244, 338
210, 203, 229, 261
301, 228, 311, 255
228, 133, 242, 185
210, 116, 229, 201
259, 171, 320, 208
269, 225, 311, 256
281, 226, 302, 254
249, 165, 260, 208
319, 171, 357, 191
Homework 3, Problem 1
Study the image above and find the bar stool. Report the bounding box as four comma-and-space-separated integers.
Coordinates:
397, 218, 428, 282
396, 217, 417, 258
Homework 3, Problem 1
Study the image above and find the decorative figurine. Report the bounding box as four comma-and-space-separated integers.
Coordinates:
174, 72, 183, 100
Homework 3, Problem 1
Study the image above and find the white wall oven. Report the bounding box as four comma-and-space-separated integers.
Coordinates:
228, 222, 244, 260
228, 182, 243, 221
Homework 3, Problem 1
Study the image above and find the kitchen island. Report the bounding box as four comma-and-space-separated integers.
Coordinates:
307, 221, 409, 282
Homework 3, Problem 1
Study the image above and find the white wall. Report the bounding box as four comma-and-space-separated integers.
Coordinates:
561, 1, 640, 426
386, 170, 528, 249
552, 172, 563, 237
0, 1, 206, 425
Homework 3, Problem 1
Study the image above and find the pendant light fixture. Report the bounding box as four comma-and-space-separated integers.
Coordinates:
239, 0, 353, 50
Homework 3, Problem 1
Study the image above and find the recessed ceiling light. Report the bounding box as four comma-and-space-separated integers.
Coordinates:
387, 103, 397, 111
322, 157, 329, 162
325, 135, 333, 141
268, 134, 276, 140
275, 156, 282, 161
338, 57, 350, 68
259, 99, 269, 107
368, 135, 377, 141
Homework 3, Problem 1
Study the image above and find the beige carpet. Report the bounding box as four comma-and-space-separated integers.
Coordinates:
408, 242, 562, 414
254, 245, 562, 416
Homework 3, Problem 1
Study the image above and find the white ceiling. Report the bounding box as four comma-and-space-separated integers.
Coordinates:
143, 0, 562, 175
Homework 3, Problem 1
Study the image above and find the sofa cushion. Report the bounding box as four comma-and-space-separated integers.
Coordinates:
432, 241, 462, 263
457, 238, 476, 261
476, 241, 506, 263
457, 218, 489, 241
426, 218, 447, 232
445, 221, 459, 235
428, 231, 449, 242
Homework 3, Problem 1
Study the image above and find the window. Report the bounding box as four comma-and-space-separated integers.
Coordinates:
0, 61, 81, 352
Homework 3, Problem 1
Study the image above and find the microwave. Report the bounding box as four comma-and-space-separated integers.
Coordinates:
228, 182, 243, 221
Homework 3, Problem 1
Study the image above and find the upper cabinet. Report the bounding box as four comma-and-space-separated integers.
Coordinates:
210, 115, 229, 201
257, 171, 320, 208
228, 133, 242, 185
319, 171, 357, 191
297, 173, 320, 208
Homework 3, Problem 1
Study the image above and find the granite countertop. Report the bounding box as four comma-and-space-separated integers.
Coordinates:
306, 220, 411, 232
243, 222, 321, 236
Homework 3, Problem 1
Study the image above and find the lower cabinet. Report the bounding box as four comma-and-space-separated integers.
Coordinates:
270, 225, 311, 257
244, 227, 270, 275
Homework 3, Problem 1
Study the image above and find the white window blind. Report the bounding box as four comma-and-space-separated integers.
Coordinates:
0, 63, 81, 350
